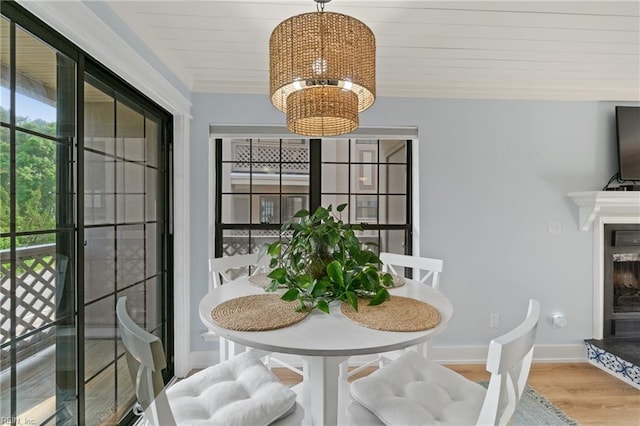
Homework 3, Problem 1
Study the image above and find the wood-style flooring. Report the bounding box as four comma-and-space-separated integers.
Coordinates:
274, 362, 640, 426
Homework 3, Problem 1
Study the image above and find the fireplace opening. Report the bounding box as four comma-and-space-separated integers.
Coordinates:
613, 253, 640, 312
604, 225, 640, 338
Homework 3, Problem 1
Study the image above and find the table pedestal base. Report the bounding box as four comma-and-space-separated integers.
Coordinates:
303, 355, 349, 426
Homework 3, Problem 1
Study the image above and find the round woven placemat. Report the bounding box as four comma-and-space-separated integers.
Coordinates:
341, 296, 440, 331
248, 273, 272, 288
212, 294, 308, 331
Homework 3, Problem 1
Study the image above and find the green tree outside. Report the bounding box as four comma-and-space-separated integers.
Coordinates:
0, 106, 57, 249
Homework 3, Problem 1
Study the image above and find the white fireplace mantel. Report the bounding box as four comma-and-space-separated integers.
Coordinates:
568, 191, 640, 339
568, 191, 640, 231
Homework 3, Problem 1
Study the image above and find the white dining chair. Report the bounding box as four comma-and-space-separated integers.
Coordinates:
349, 299, 541, 426
116, 296, 298, 426
206, 254, 307, 380
380, 252, 444, 357
204, 253, 267, 359
340, 252, 444, 380
208, 252, 269, 291
379, 252, 443, 290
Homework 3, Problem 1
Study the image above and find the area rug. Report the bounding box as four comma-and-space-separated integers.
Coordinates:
481, 382, 579, 425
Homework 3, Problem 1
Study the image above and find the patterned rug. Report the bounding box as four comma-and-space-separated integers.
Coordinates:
481, 382, 579, 425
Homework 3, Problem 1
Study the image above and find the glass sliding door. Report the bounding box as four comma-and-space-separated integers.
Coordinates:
1, 3, 173, 425
1, 15, 77, 424
83, 75, 169, 425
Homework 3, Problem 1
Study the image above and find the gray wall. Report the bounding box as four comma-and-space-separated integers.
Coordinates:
190, 93, 638, 352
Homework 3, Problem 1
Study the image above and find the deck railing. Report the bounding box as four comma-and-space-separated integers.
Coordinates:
0, 243, 62, 367
231, 141, 309, 174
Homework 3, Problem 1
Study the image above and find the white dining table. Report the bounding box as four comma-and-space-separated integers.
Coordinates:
198, 278, 453, 426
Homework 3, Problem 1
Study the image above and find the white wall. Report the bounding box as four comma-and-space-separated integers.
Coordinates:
191, 93, 640, 356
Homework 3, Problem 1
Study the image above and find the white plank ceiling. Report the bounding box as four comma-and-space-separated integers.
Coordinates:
107, 0, 640, 101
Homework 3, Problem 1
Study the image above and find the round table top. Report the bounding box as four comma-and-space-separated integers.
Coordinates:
198, 278, 453, 357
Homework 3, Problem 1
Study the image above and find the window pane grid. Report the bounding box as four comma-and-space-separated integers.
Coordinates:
321, 140, 409, 252
217, 137, 411, 259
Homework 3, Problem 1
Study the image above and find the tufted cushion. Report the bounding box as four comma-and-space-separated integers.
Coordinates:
166, 351, 296, 425
350, 351, 486, 426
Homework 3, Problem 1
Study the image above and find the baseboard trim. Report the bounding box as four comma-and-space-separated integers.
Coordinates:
190, 344, 586, 370
191, 350, 219, 370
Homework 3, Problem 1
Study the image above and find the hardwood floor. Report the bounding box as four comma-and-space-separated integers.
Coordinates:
273, 362, 640, 426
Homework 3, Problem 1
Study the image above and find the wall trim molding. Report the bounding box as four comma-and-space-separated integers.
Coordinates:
210, 124, 418, 139
18, 0, 191, 115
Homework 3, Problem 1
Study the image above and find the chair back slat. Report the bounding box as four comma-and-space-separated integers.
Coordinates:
477, 299, 540, 426
208, 253, 261, 290
379, 252, 443, 289
117, 297, 176, 424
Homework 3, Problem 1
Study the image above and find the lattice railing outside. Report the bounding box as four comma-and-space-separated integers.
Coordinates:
232, 141, 309, 174
222, 232, 279, 258
0, 244, 61, 348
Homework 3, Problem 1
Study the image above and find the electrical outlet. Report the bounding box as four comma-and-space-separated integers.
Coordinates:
552, 314, 568, 328
490, 313, 499, 328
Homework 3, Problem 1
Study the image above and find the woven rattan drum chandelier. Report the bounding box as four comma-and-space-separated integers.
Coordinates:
269, 0, 376, 137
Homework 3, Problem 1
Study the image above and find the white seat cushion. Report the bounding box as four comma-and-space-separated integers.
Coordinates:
350, 350, 486, 426
167, 351, 296, 426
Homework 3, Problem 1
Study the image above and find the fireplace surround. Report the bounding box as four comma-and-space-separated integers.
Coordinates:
569, 191, 640, 339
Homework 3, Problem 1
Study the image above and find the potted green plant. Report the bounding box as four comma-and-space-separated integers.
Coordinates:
264, 203, 392, 313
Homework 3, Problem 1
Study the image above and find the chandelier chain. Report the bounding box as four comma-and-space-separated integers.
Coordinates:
315, 0, 328, 12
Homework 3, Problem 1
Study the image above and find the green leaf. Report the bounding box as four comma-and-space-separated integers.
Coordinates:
267, 267, 286, 280
297, 274, 312, 289
369, 288, 390, 306
294, 209, 310, 218
380, 272, 394, 287
311, 280, 329, 297
315, 207, 329, 221
336, 203, 347, 212
328, 230, 340, 247
364, 268, 379, 287
281, 288, 300, 301
267, 241, 281, 256
316, 300, 330, 314
266, 280, 279, 292
326, 260, 344, 286
346, 291, 358, 311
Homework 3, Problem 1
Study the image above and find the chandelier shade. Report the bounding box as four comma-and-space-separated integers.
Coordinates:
269, 8, 376, 137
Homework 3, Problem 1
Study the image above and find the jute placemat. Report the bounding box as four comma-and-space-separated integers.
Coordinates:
341, 296, 440, 331
212, 294, 308, 331
248, 273, 271, 288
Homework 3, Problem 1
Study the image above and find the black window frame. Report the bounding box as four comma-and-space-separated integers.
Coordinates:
214, 137, 413, 258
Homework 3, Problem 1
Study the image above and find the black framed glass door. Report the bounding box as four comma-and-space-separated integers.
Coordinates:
1, 3, 173, 425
